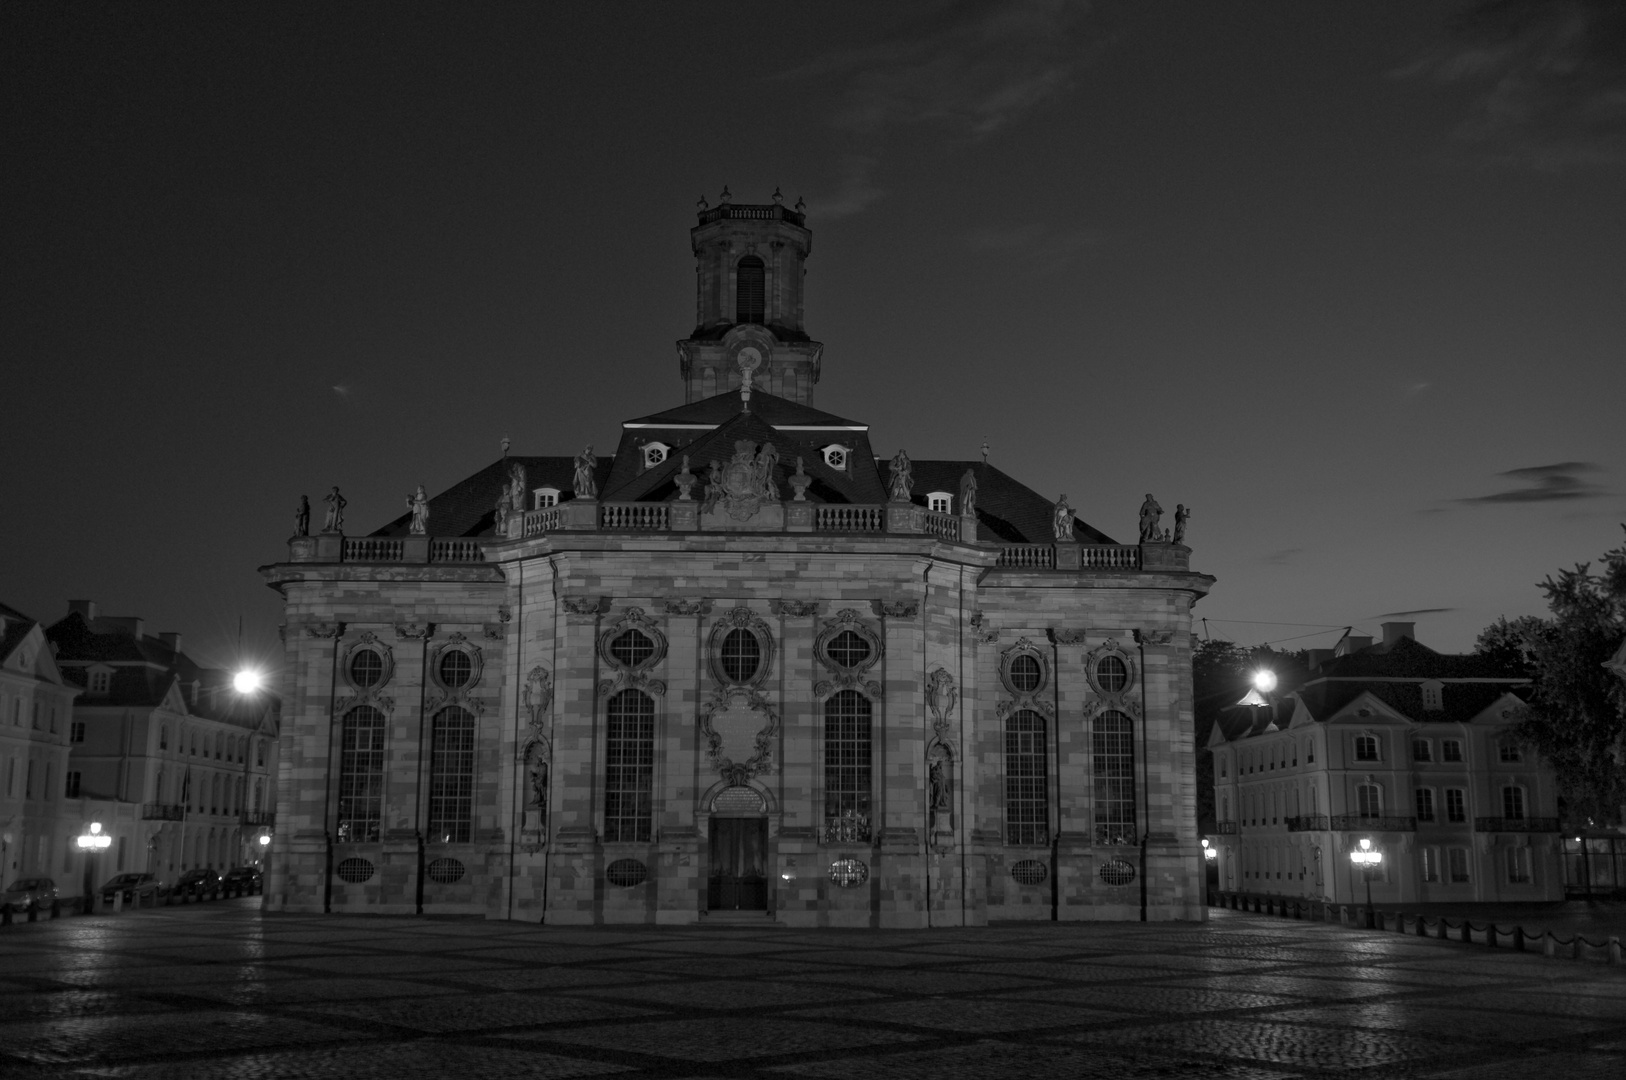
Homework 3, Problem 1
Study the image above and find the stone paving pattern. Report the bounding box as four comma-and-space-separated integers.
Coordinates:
1, 902, 1622, 1079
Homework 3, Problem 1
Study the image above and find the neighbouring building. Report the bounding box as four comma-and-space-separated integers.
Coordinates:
260, 192, 1214, 926
46, 602, 281, 887
1208, 622, 1562, 905
0, 602, 79, 889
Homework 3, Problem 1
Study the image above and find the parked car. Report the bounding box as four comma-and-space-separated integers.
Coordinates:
3, 877, 58, 913
99, 873, 162, 906
221, 866, 262, 894
173, 868, 222, 898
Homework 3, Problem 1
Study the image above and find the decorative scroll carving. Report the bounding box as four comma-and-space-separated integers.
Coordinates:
926, 667, 958, 735
774, 599, 819, 617
813, 608, 884, 698
562, 596, 605, 616
873, 599, 918, 619
424, 633, 484, 716
999, 638, 1054, 718
497, 605, 512, 623
699, 686, 779, 783
711, 440, 781, 520
1048, 627, 1088, 645
662, 597, 712, 616
394, 621, 429, 640
925, 665, 959, 849
597, 607, 669, 697
1133, 629, 1174, 646
482, 623, 505, 640
969, 611, 998, 645
706, 606, 775, 690
305, 621, 342, 639
334, 693, 394, 718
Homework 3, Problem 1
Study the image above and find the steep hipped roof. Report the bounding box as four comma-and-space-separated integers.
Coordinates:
909, 460, 1116, 545
0, 600, 39, 665
371, 455, 612, 539
1317, 636, 1523, 679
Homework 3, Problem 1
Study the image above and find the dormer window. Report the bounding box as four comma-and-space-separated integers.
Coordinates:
533, 487, 560, 509
1421, 680, 1444, 711
89, 669, 111, 695
926, 492, 953, 514
642, 442, 671, 470
821, 444, 851, 471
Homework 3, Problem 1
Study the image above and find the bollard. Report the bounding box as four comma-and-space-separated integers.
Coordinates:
1512, 926, 1525, 952
50, 898, 60, 919
1, 904, 10, 927
1438, 918, 1449, 940
1543, 933, 1556, 958
1487, 924, 1497, 948
1610, 937, 1622, 965
26, 901, 38, 923
1460, 921, 1472, 944
1416, 915, 1428, 938
112, 892, 123, 914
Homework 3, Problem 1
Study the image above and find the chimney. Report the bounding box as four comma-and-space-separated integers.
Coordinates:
159, 632, 182, 655
97, 616, 145, 639
1305, 648, 1334, 671
1381, 621, 1415, 649
68, 599, 98, 621
1334, 634, 1374, 657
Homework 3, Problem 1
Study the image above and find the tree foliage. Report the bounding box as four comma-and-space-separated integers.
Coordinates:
1479, 526, 1626, 827
1191, 638, 1310, 825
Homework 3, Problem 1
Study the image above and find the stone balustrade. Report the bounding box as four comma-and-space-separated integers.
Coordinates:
815, 504, 885, 532
997, 544, 1055, 569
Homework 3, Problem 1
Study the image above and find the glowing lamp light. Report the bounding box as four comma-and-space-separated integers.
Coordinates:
1251, 669, 1278, 694
76, 822, 113, 851
258, 834, 272, 847
232, 669, 262, 694
1349, 837, 1383, 869
1201, 838, 1217, 861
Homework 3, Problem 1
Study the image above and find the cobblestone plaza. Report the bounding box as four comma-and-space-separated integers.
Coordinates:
2, 903, 1623, 1078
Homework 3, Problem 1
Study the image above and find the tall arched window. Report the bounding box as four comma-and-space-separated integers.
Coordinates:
337, 706, 385, 843
1093, 710, 1135, 845
605, 690, 654, 842
429, 707, 477, 843
823, 690, 872, 841
1005, 709, 1048, 845
735, 256, 765, 324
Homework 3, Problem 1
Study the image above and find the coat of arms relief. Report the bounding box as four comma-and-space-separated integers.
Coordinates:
702, 440, 781, 522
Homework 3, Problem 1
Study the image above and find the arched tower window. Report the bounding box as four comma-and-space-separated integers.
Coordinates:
429, 707, 477, 843
735, 256, 765, 324
337, 706, 385, 843
1094, 710, 1136, 845
1004, 709, 1048, 846
605, 690, 654, 842
823, 690, 872, 842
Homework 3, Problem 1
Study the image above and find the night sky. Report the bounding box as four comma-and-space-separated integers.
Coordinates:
5, 1, 1623, 674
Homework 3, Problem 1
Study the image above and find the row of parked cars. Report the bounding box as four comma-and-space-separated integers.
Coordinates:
3, 867, 263, 912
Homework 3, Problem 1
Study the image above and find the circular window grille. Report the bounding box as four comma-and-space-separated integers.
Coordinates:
335, 858, 375, 884
827, 630, 871, 669
605, 859, 649, 888
439, 649, 473, 688
426, 858, 465, 885
1008, 654, 1042, 693
349, 649, 383, 688
1010, 859, 1048, 887
610, 629, 655, 668
1095, 655, 1129, 693
829, 858, 869, 888
1099, 859, 1136, 887
720, 628, 762, 683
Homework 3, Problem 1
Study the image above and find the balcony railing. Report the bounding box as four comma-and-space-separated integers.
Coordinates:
918, 508, 960, 540
1331, 814, 1417, 832
1476, 816, 1560, 833
997, 544, 1055, 569
815, 505, 884, 532
240, 810, 276, 827
430, 539, 484, 563
524, 506, 565, 537
1081, 544, 1141, 569
342, 537, 404, 562
601, 503, 669, 530
1285, 815, 1330, 832
1215, 820, 1237, 835
142, 803, 185, 821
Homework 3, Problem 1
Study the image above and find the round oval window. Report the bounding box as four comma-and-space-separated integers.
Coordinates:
720, 628, 762, 683
829, 858, 869, 888
1095, 655, 1129, 693
349, 649, 383, 688
1010, 859, 1048, 887
1008, 654, 1042, 693
610, 629, 655, 668
606, 859, 648, 888
439, 650, 473, 688
335, 858, 375, 884
426, 858, 465, 884
1099, 859, 1136, 887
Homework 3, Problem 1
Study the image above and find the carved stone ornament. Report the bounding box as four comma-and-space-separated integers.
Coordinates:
774, 599, 820, 618
333, 692, 394, 719
597, 607, 669, 698
709, 439, 781, 520
925, 666, 958, 751
305, 621, 343, 639
873, 599, 919, 619
394, 621, 429, 640
969, 610, 998, 645
813, 609, 883, 698
482, 623, 505, 640
497, 606, 512, 623
699, 685, 780, 784
1132, 628, 1174, 646
1048, 627, 1089, 645
662, 597, 712, 616
520, 665, 554, 845
425, 633, 484, 715
562, 596, 605, 616
999, 637, 1054, 717
707, 606, 775, 689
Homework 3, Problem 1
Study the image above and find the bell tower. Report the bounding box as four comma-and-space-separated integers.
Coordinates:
677, 187, 824, 405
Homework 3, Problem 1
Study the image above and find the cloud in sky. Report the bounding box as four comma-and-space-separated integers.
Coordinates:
963, 221, 1099, 270
1459, 461, 1606, 504
1265, 548, 1303, 566
1394, 0, 1626, 168
1370, 607, 1457, 618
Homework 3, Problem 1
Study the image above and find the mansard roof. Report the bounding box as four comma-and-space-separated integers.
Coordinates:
908, 460, 1116, 545
1317, 636, 1522, 679
1294, 679, 1529, 726
372, 455, 612, 539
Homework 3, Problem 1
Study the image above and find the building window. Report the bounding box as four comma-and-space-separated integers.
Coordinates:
820, 444, 851, 471
1356, 783, 1382, 818
429, 707, 476, 844
1448, 847, 1470, 883
215, 734, 223, 760
1218, 755, 1226, 778
1416, 788, 1436, 822
1093, 710, 1136, 845
533, 487, 560, 509
1445, 788, 1467, 823
1502, 786, 1525, 820
926, 492, 952, 514
256, 741, 265, 767
825, 630, 872, 670
609, 629, 656, 669
71, 721, 86, 744
1442, 739, 1464, 763
89, 670, 111, 695
735, 255, 765, 324
823, 690, 872, 841
1354, 735, 1379, 762
159, 724, 168, 750
720, 628, 762, 683
1498, 740, 1522, 763
1507, 847, 1532, 884
336, 706, 386, 843
641, 442, 670, 469
25, 760, 34, 799
1412, 738, 1432, 762
438, 649, 474, 689
1421, 680, 1444, 711
1004, 709, 1048, 846
1422, 846, 1439, 883
604, 690, 654, 843
63, 770, 81, 799
1306, 739, 1314, 764
1094, 656, 1130, 694
32, 702, 40, 729
349, 649, 384, 688
1008, 655, 1043, 694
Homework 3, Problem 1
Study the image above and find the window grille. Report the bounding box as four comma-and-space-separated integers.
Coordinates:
1445, 788, 1466, 823
1095, 655, 1129, 693
735, 256, 765, 324
1092, 710, 1135, 845
1099, 858, 1136, 886
337, 706, 386, 842
429, 707, 477, 843
1502, 786, 1525, 820
720, 628, 761, 683
427, 857, 466, 884
829, 858, 868, 887
1005, 708, 1048, 845
1010, 859, 1048, 886
609, 629, 655, 668
335, 857, 375, 883
605, 858, 648, 887
1354, 735, 1379, 762
823, 691, 872, 841
438, 650, 473, 688
1008, 655, 1042, 694
826, 630, 871, 669
604, 690, 654, 842
350, 649, 383, 687
1442, 739, 1463, 762
1415, 788, 1435, 821
1357, 783, 1382, 817
65, 771, 80, 798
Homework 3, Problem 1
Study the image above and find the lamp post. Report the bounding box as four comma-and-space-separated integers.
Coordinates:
1349, 837, 1383, 929
76, 822, 112, 913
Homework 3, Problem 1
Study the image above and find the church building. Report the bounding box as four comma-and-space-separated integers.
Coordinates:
261, 193, 1214, 926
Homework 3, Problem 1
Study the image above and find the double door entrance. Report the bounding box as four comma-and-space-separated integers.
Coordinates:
708, 817, 768, 911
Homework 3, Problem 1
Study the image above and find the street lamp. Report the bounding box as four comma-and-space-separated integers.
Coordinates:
232, 669, 262, 694
76, 822, 112, 913
1349, 837, 1383, 929
1251, 669, 1278, 693
1201, 837, 1217, 861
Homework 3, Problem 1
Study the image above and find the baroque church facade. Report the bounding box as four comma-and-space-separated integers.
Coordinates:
262, 194, 1214, 926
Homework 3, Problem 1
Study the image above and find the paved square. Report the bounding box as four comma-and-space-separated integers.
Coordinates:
0, 902, 1622, 1078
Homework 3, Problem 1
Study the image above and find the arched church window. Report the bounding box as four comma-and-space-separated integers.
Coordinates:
735, 256, 765, 324
337, 706, 385, 843
604, 690, 653, 842
1093, 710, 1136, 845
429, 707, 476, 843
823, 690, 871, 842
1004, 709, 1048, 846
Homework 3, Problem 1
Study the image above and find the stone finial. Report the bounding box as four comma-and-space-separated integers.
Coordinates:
674, 455, 697, 501
790, 456, 811, 501
500, 435, 510, 458
980, 438, 990, 464
794, 195, 806, 213
697, 194, 709, 211
719, 185, 732, 204
737, 346, 762, 412
772, 186, 784, 204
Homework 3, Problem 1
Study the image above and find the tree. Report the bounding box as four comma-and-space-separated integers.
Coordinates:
1479, 526, 1626, 828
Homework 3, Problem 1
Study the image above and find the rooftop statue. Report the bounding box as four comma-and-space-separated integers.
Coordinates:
888, 449, 913, 502
960, 469, 977, 518
494, 487, 511, 532
1053, 495, 1073, 541
573, 445, 597, 499
294, 495, 310, 538
1173, 503, 1190, 545
407, 484, 430, 535
1138, 493, 1163, 543
322, 487, 346, 533
509, 461, 527, 513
